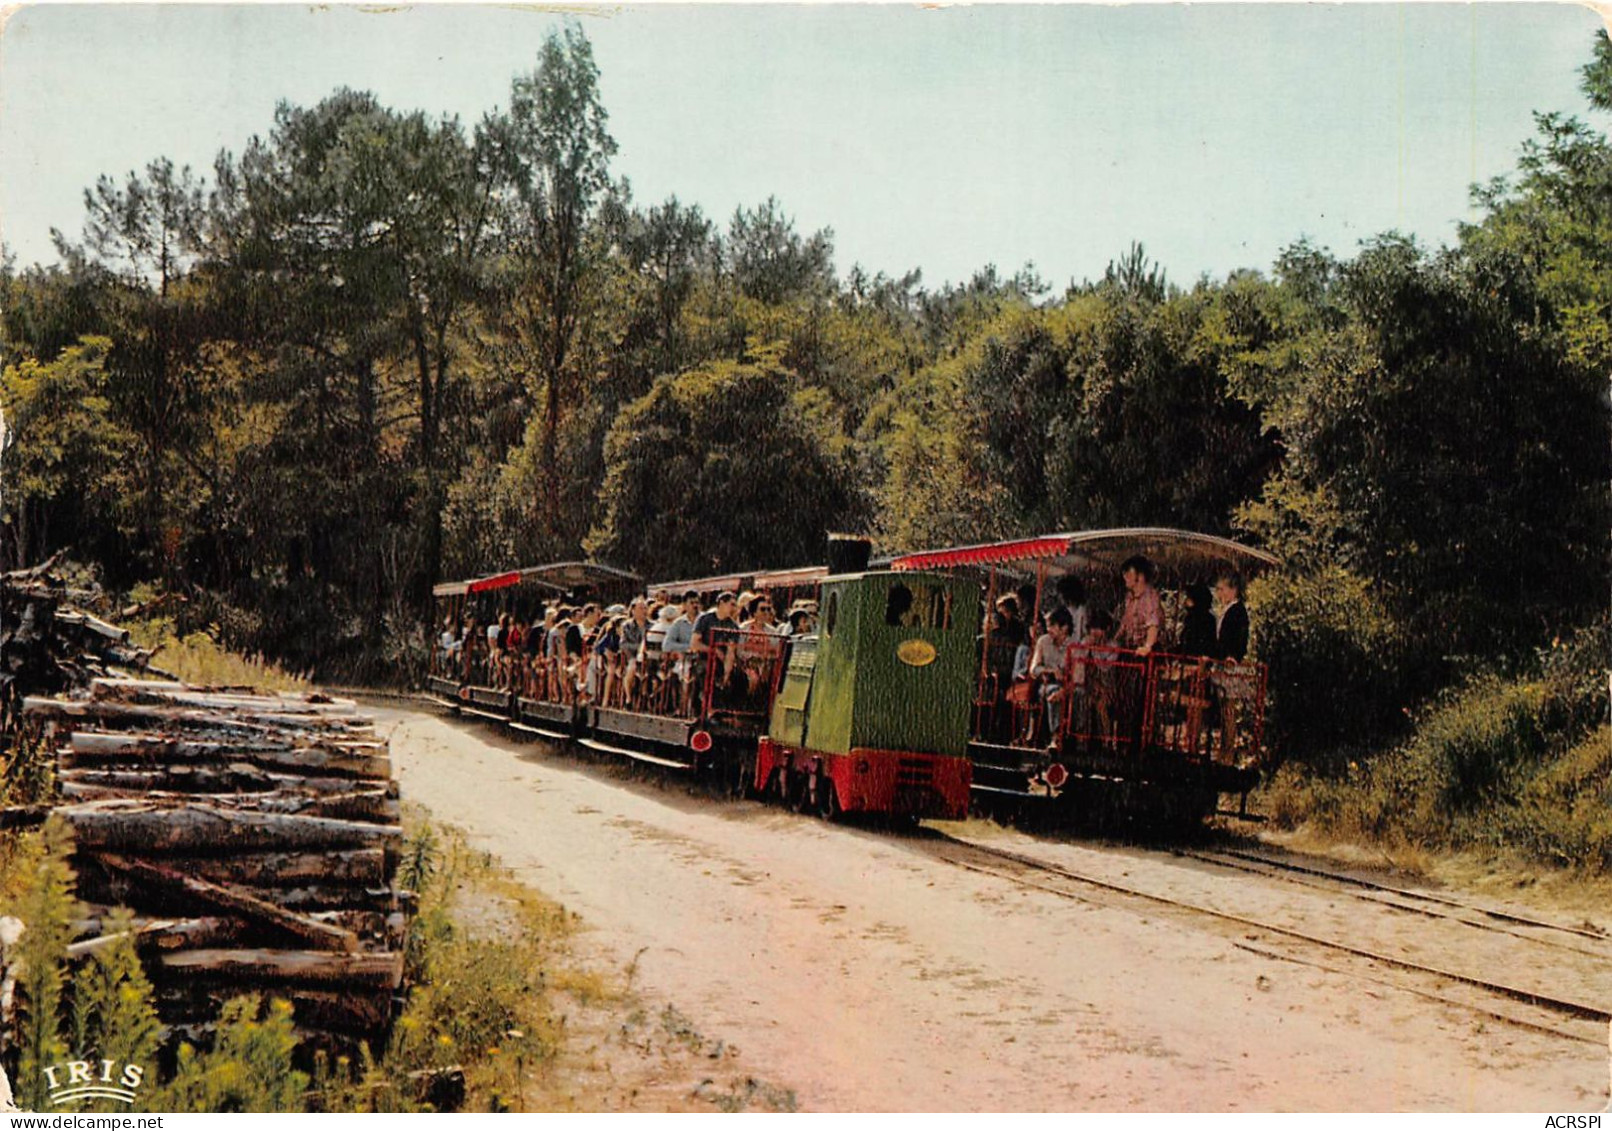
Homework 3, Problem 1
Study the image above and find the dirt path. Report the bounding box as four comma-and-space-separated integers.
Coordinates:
380, 705, 1611, 1112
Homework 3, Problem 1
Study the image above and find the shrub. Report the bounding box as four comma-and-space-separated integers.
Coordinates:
1248, 563, 1409, 766
1260, 614, 1612, 872
151, 997, 310, 1112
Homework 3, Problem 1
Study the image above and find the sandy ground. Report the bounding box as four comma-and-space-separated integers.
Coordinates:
380, 705, 1612, 1113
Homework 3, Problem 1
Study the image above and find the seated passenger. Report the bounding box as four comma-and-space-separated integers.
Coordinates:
992, 595, 1027, 649
662, 592, 702, 715
438, 616, 459, 674
618, 598, 652, 707
504, 617, 526, 690
692, 591, 741, 711
737, 597, 785, 697
644, 603, 678, 711
485, 615, 505, 683
595, 614, 625, 706
576, 604, 604, 701
1054, 575, 1089, 643
1029, 607, 1075, 741
523, 611, 546, 696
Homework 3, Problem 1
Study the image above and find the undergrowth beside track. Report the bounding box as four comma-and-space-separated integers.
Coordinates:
1255, 618, 1611, 878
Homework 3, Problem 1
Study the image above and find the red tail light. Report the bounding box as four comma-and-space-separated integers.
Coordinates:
1044, 762, 1069, 789
690, 730, 713, 753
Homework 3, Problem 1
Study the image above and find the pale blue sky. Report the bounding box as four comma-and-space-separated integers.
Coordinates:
1, 4, 1605, 288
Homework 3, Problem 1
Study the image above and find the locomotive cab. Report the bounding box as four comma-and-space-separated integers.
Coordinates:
756, 570, 976, 820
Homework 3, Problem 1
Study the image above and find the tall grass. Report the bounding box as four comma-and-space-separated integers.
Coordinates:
125, 617, 311, 692
1260, 617, 1611, 872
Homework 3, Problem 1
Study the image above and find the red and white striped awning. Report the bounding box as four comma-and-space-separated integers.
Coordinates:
889, 528, 1279, 579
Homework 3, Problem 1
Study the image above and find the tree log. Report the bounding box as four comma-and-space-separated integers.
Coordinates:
25, 697, 377, 736
74, 865, 397, 918
68, 917, 252, 958
62, 731, 391, 779
182, 848, 388, 889
58, 783, 398, 823
95, 854, 359, 953
153, 984, 395, 1034
0, 805, 51, 830
90, 679, 363, 718
61, 799, 402, 853
155, 948, 404, 989
59, 766, 399, 799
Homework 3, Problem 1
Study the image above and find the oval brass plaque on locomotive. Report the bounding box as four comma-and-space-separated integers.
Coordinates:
896, 639, 937, 667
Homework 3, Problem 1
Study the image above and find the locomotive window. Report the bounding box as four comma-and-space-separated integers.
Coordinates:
823, 592, 839, 636
884, 583, 914, 626
883, 583, 954, 630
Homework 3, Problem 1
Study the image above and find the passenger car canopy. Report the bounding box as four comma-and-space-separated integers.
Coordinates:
512, 562, 641, 593
435, 561, 641, 598
888, 528, 1279, 581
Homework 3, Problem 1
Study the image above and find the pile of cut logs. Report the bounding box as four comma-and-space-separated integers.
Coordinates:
20, 678, 408, 1045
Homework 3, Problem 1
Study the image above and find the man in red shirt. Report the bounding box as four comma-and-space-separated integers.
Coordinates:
1116, 555, 1161, 656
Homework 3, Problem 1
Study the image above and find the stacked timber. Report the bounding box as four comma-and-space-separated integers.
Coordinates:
22, 678, 408, 1046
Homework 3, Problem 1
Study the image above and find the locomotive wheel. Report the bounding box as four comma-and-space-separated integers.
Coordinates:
791, 770, 815, 814
766, 768, 786, 807
777, 767, 804, 811
817, 778, 841, 822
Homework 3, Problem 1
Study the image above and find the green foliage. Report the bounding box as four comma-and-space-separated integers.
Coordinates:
310, 1043, 418, 1114
0, 337, 136, 568
1244, 562, 1407, 764
952, 275, 1276, 540
67, 911, 162, 1112
13, 820, 81, 1110
387, 822, 564, 1111
0, 727, 58, 811
726, 197, 835, 306
1264, 616, 1611, 870
152, 997, 310, 1112
586, 356, 864, 576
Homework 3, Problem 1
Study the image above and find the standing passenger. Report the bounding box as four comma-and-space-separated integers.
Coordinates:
1113, 555, 1161, 751
1115, 556, 1162, 656
1213, 572, 1249, 661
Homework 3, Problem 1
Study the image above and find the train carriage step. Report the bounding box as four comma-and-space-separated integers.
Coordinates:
576, 736, 692, 771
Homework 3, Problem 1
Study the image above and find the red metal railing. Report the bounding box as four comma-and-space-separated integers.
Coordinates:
696, 627, 787, 728
973, 644, 1269, 766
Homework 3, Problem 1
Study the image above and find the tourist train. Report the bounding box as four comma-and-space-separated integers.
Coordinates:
425, 529, 1276, 824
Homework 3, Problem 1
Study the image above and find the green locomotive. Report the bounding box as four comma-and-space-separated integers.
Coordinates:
755, 568, 978, 819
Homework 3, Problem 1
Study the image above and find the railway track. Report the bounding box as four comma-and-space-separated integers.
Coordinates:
927, 835, 1612, 1048
1175, 845, 1611, 956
